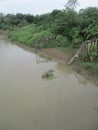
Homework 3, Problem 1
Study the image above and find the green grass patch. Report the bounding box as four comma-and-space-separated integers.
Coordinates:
82, 62, 98, 76
9, 24, 54, 47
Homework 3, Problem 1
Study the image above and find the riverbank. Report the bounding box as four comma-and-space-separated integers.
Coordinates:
0, 31, 98, 85
40, 48, 98, 85
41, 48, 73, 64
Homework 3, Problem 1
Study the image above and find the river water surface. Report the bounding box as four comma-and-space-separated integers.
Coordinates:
0, 36, 98, 130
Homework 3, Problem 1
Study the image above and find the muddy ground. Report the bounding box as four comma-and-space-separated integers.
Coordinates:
41, 48, 98, 86
41, 48, 72, 64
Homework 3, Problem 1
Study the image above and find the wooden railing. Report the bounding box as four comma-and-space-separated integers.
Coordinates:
68, 38, 98, 64
80, 39, 98, 61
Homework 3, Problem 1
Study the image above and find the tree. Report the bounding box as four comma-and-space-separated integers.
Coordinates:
78, 7, 98, 39
65, 0, 79, 10
53, 10, 79, 36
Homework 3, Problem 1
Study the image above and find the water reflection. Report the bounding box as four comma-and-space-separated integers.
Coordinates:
35, 50, 50, 64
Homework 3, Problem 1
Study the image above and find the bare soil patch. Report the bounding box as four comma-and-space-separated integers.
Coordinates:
41, 48, 72, 64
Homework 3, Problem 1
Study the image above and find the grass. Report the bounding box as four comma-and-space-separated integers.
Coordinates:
9, 23, 70, 48
82, 62, 98, 76
9, 24, 53, 47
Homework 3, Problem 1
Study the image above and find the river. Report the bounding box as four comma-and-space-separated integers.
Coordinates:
0, 36, 98, 130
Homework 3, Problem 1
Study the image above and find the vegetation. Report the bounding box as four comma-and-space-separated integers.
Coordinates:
0, 0, 98, 65
0, 0, 98, 78
7, 7, 98, 49
0, 6, 98, 48
82, 62, 98, 76
9, 24, 54, 47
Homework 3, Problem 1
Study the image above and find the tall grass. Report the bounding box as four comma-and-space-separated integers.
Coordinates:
9, 24, 53, 46
82, 62, 98, 76
9, 23, 69, 48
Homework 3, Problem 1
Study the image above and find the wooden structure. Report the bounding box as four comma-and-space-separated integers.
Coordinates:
35, 47, 52, 63
36, 54, 49, 63
68, 39, 98, 64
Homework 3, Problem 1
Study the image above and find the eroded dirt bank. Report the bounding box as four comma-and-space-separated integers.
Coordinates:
41, 48, 72, 64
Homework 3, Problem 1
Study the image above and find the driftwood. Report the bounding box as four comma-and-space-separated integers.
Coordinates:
67, 44, 83, 64
42, 69, 54, 79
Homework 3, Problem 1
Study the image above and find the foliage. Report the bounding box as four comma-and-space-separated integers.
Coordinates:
68, 27, 83, 47
82, 24, 98, 40
9, 24, 54, 47
52, 9, 79, 37
0, 6, 98, 60
84, 42, 98, 62
82, 62, 98, 76
55, 35, 69, 47
0, 13, 34, 29
78, 7, 98, 40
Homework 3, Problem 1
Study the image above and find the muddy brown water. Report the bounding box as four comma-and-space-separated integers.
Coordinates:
0, 36, 98, 130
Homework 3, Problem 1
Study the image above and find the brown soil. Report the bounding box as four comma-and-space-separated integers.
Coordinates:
41, 48, 72, 64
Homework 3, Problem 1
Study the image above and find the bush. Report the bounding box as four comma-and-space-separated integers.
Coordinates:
9, 24, 54, 47
55, 35, 69, 47
82, 62, 98, 76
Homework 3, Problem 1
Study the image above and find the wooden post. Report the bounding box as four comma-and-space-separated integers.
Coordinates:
82, 43, 85, 61
97, 39, 98, 57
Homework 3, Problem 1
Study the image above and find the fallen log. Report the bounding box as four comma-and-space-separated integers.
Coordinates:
67, 46, 82, 64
